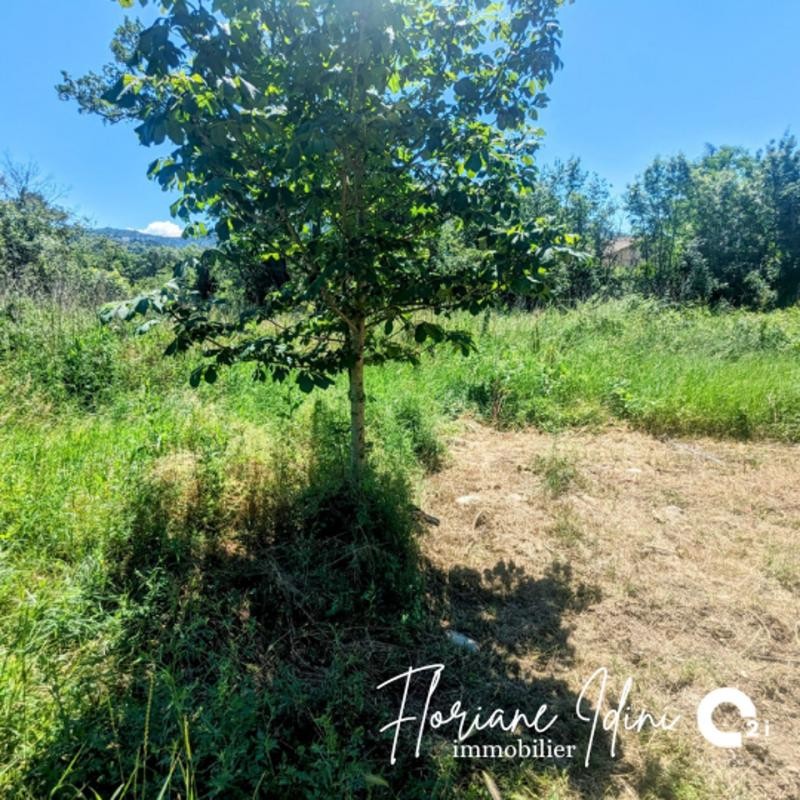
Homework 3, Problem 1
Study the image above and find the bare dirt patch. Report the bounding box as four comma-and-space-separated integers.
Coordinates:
422, 420, 800, 799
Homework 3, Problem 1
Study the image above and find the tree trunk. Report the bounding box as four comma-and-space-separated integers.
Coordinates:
348, 316, 367, 480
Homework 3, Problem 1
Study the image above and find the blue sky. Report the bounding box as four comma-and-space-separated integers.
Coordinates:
0, 0, 798, 232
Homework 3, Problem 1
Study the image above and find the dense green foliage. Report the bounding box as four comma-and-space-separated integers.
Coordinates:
624, 135, 800, 308
61, 0, 580, 472
521, 157, 618, 302
0, 165, 122, 304
5, 297, 800, 440
469, 135, 800, 310
0, 160, 195, 306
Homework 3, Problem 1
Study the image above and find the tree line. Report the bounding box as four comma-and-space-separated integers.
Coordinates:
0, 159, 199, 308
519, 133, 800, 309
4, 134, 799, 315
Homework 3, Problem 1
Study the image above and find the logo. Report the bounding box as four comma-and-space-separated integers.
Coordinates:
696, 688, 768, 748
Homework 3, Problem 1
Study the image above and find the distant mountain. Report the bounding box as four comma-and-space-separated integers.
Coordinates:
93, 227, 215, 250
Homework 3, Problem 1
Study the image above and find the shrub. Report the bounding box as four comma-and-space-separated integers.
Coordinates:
59, 325, 120, 408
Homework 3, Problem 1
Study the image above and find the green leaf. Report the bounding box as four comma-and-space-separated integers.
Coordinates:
285, 143, 302, 169
297, 373, 315, 393
465, 152, 482, 174
454, 77, 479, 101
136, 319, 161, 336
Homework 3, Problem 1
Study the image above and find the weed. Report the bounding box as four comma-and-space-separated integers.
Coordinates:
548, 506, 584, 545
394, 396, 447, 472
533, 450, 581, 497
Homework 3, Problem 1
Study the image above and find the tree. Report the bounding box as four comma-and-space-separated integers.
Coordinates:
762, 133, 800, 306
0, 158, 147, 306
524, 157, 617, 301
625, 154, 692, 298
623, 142, 800, 308
691, 146, 775, 308
61, 0, 575, 477
0, 159, 70, 284
0, 159, 78, 300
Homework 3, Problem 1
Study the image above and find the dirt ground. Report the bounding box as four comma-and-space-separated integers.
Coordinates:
421, 420, 800, 799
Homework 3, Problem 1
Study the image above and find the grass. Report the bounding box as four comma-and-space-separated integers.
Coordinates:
1, 296, 799, 797
764, 546, 800, 594
548, 506, 585, 545
404, 298, 800, 440
532, 449, 581, 497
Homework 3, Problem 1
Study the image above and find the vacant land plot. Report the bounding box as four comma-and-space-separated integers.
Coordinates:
3, 301, 800, 797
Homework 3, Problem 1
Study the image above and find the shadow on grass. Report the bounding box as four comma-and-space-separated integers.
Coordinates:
402, 556, 618, 798
19, 428, 621, 799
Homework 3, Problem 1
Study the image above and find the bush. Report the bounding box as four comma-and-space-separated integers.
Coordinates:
59, 325, 120, 408
0, 305, 121, 408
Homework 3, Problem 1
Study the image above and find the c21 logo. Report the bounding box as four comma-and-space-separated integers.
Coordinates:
696, 688, 770, 748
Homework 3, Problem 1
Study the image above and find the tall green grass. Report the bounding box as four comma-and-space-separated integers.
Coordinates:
7, 296, 799, 444
386, 297, 800, 440
1, 296, 797, 797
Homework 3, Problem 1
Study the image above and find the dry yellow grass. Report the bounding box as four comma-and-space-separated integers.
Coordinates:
422, 420, 800, 799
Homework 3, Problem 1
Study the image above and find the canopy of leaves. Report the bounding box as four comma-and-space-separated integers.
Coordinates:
62, 0, 576, 390
522, 157, 618, 301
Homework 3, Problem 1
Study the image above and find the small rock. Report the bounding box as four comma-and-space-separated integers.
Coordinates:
654, 505, 683, 523
446, 630, 480, 653
456, 494, 481, 506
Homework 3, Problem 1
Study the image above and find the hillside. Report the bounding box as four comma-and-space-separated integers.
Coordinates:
93, 226, 215, 250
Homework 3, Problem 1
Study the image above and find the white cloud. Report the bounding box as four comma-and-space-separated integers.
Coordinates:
137, 221, 184, 238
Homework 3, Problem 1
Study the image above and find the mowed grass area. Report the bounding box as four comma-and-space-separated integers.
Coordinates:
421, 423, 800, 800
1, 297, 799, 798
